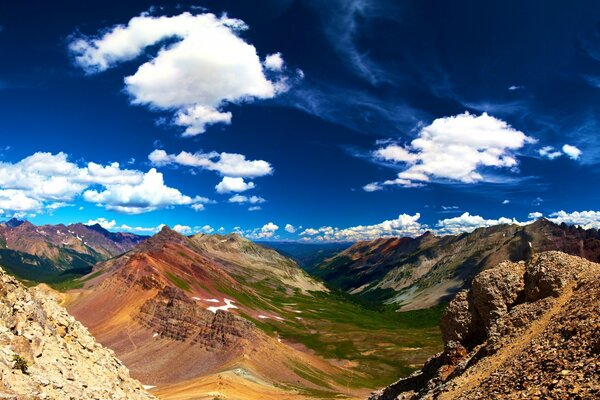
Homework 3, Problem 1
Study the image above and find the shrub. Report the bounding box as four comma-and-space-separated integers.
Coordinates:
12, 354, 29, 374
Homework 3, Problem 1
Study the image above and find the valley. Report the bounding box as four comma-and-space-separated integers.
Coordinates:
2, 217, 599, 399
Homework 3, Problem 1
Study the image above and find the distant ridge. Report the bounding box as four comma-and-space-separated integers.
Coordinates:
0, 219, 146, 283
313, 218, 600, 310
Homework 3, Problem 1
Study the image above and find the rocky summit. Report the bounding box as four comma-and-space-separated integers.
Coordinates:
0, 266, 153, 399
370, 251, 600, 400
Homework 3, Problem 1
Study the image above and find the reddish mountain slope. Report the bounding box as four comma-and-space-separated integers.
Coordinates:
65, 227, 352, 399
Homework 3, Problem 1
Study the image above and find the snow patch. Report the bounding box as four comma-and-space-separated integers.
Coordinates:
258, 315, 269, 319
152, 333, 159, 338
191, 297, 201, 301
142, 385, 156, 390
207, 298, 238, 313
204, 298, 220, 303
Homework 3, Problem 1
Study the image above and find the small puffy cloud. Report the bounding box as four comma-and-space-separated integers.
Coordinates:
191, 203, 205, 212
562, 144, 582, 160
228, 194, 266, 204
548, 210, 600, 229
538, 146, 562, 160
502, 199, 510, 204
284, 224, 296, 233
173, 224, 193, 235
70, 12, 294, 135
215, 177, 255, 194
248, 206, 262, 211
264, 53, 284, 71
250, 222, 278, 238
363, 182, 383, 192
198, 225, 214, 233
528, 211, 543, 219
300, 213, 425, 242
149, 149, 273, 178
369, 112, 536, 188
85, 217, 117, 229
508, 85, 522, 91
537, 144, 582, 161
0, 152, 210, 215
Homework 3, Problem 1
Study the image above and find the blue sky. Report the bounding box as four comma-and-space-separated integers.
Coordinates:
0, 0, 600, 241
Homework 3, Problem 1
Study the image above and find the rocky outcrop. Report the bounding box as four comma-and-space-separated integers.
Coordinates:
135, 285, 257, 348
0, 266, 154, 399
370, 251, 600, 399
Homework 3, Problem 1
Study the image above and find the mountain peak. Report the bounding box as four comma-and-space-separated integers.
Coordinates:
82, 223, 111, 236
4, 217, 26, 228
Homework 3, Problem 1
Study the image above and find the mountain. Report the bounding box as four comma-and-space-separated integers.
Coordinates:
370, 251, 600, 399
0, 219, 146, 283
65, 227, 357, 399
261, 240, 352, 271
0, 265, 154, 399
64, 227, 444, 399
315, 219, 600, 310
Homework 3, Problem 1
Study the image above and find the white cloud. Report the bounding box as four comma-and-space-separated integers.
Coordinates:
83, 168, 207, 214
300, 213, 425, 241
363, 182, 383, 192
198, 225, 214, 234
248, 206, 262, 211
85, 218, 164, 234
70, 12, 293, 135
228, 194, 266, 204
149, 149, 272, 178
85, 217, 117, 229
215, 177, 255, 194
369, 112, 536, 188
502, 199, 510, 204
562, 144, 582, 160
537, 144, 582, 161
173, 224, 193, 235
548, 210, 600, 229
436, 212, 524, 235
528, 212, 543, 219
0, 152, 209, 215
538, 146, 562, 160
86, 219, 216, 235
285, 223, 296, 233
264, 53, 284, 71
508, 85, 522, 91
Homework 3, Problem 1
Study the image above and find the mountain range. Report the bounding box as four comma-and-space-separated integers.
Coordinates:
2, 217, 599, 399
312, 218, 600, 310
0, 218, 145, 284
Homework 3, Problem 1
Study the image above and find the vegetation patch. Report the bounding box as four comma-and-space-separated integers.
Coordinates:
165, 271, 191, 291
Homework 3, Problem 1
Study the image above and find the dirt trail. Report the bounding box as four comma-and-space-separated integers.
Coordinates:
439, 283, 576, 400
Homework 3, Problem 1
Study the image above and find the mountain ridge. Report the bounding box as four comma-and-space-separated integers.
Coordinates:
314, 218, 600, 310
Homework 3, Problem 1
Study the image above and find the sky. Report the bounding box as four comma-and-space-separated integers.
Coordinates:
1, 0, 600, 241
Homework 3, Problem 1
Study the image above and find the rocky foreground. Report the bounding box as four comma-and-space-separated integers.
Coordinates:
0, 267, 154, 399
370, 251, 600, 399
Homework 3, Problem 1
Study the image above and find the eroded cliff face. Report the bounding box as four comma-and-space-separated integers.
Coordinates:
0, 267, 154, 400
370, 251, 600, 400
135, 285, 258, 348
